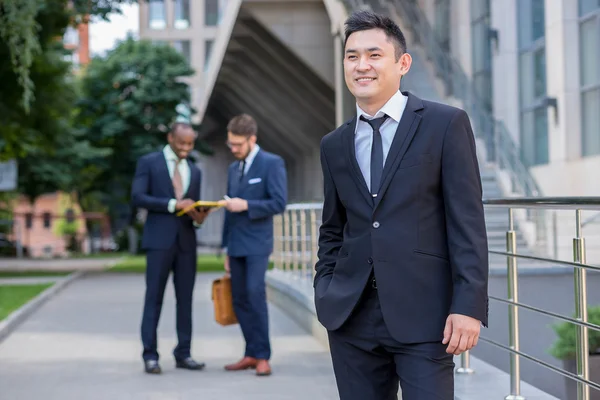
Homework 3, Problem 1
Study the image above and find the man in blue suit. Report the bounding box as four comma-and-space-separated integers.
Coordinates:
131, 122, 211, 374
219, 114, 287, 377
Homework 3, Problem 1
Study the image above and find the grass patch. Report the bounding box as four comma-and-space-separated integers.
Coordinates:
110, 254, 227, 273
110, 254, 274, 273
68, 252, 126, 259
0, 283, 53, 321
0, 271, 72, 278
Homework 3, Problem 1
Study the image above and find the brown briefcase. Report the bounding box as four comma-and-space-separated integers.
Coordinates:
211, 274, 238, 326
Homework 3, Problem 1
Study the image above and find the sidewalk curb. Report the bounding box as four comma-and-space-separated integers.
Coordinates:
0, 270, 85, 345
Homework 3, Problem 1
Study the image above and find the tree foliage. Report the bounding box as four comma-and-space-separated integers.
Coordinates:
76, 37, 196, 213
0, 0, 107, 200
0, 0, 137, 116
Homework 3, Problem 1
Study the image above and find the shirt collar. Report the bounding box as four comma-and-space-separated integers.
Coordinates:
355, 90, 407, 130
163, 144, 181, 163
243, 144, 260, 165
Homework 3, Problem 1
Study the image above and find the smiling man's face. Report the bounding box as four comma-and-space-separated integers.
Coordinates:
343, 28, 409, 112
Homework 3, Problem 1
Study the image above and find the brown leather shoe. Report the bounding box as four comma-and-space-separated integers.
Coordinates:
224, 356, 257, 371
255, 359, 271, 376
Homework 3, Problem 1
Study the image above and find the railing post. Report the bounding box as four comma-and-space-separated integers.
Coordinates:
573, 209, 590, 400
281, 211, 287, 272
273, 215, 281, 270
455, 351, 474, 374
505, 208, 525, 400
291, 209, 298, 277
310, 209, 318, 280
299, 210, 308, 280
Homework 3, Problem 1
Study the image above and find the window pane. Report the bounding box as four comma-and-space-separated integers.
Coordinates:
534, 107, 549, 164
173, 41, 191, 64
519, 52, 534, 105
580, 18, 599, 87
579, 0, 600, 16
474, 72, 493, 112
533, 48, 546, 98
518, 0, 545, 47
472, 20, 487, 73
149, 0, 166, 29
174, 0, 190, 29
531, 0, 545, 42
521, 108, 549, 166
434, 0, 450, 50
582, 88, 600, 156
205, 40, 214, 68
471, 0, 489, 20
205, 0, 219, 26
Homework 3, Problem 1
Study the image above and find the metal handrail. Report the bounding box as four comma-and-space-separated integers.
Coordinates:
484, 197, 600, 209
481, 337, 600, 392
272, 197, 600, 400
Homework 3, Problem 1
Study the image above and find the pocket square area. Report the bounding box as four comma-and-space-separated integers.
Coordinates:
248, 178, 262, 184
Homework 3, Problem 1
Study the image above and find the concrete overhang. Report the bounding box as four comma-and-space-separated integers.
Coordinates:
199, 6, 336, 160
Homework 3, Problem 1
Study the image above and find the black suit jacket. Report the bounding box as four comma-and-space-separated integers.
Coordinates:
131, 151, 201, 251
315, 92, 489, 344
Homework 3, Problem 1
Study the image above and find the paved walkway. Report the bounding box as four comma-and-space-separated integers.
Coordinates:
0, 272, 338, 400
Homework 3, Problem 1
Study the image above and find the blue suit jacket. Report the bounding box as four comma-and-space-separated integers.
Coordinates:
131, 151, 201, 251
221, 149, 287, 257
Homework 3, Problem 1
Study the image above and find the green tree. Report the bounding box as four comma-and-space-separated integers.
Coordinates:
0, 0, 109, 202
76, 37, 197, 219
0, 0, 136, 118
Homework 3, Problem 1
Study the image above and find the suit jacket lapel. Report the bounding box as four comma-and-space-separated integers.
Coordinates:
237, 149, 262, 192
183, 159, 196, 198
342, 116, 373, 206
374, 92, 424, 209
159, 153, 176, 198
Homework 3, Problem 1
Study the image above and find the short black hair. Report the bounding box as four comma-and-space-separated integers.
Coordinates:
344, 10, 407, 61
169, 122, 195, 136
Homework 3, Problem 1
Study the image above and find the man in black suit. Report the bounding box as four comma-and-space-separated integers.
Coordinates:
315, 10, 489, 399
131, 122, 211, 374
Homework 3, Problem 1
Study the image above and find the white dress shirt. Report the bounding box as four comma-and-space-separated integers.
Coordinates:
164, 144, 191, 213
239, 144, 260, 176
354, 91, 408, 192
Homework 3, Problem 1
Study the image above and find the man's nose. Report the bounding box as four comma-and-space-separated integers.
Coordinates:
357, 56, 371, 71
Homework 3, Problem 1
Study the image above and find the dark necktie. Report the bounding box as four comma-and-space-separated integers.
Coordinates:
238, 160, 246, 181
360, 114, 389, 196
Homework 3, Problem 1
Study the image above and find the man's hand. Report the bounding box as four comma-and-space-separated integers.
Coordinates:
218, 197, 248, 213
442, 314, 481, 355
176, 198, 195, 211
187, 207, 211, 225
224, 255, 230, 274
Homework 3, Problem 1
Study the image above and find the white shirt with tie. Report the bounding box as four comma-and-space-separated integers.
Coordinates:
239, 144, 260, 177
354, 90, 408, 192
164, 144, 191, 214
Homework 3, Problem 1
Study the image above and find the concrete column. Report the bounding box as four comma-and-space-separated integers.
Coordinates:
544, 0, 581, 162
335, 33, 345, 127
334, 33, 355, 127
490, 0, 520, 144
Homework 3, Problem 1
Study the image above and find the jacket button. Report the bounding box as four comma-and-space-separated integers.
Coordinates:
368, 258, 373, 264
372, 221, 380, 228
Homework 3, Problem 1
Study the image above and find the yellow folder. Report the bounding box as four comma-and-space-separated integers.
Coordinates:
176, 200, 223, 216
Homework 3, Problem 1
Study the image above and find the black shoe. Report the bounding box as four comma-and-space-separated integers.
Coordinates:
144, 360, 161, 374
175, 357, 205, 370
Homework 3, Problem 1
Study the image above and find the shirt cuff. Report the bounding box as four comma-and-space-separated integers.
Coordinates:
168, 198, 177, 213
193, 221, 202, 228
